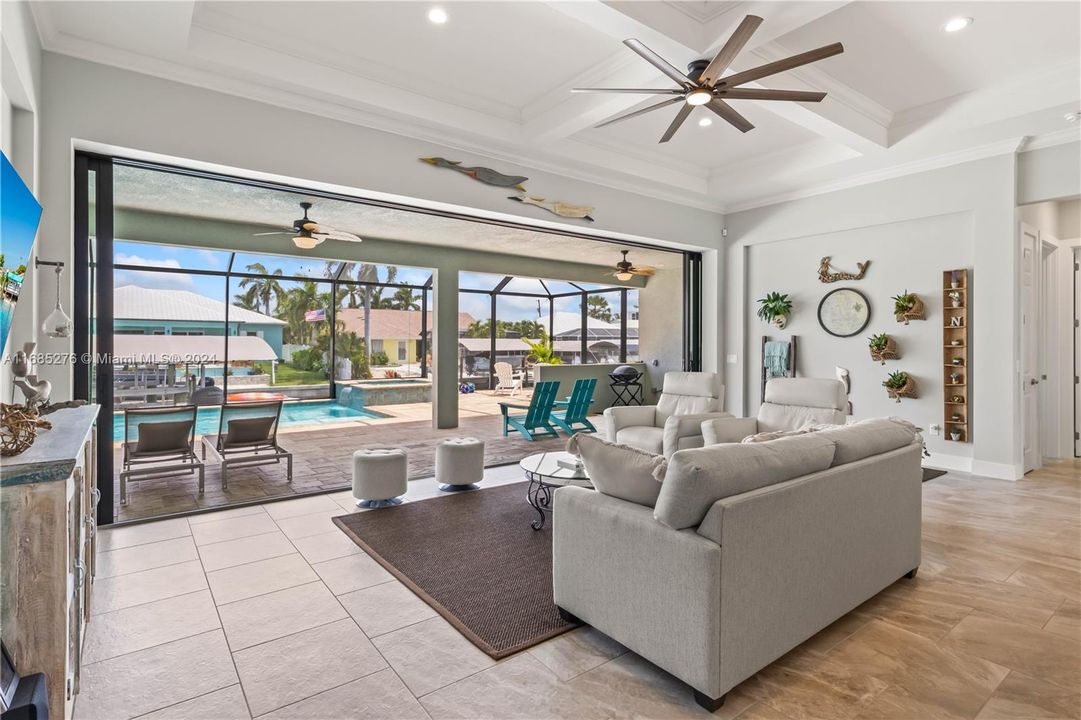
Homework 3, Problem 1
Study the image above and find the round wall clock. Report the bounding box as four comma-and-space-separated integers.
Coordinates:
817, 288, 871, 337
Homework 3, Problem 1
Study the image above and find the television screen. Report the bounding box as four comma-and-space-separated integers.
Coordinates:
1, 152, 42, 356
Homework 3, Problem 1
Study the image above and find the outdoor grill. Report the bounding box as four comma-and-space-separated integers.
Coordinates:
608, 365, 644, 406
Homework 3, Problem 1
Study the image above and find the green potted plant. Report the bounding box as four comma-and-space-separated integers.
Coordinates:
891, 291, 924, 325
883, 371, 917, 402
868, 333, 897, 364
756, 292, 794, 329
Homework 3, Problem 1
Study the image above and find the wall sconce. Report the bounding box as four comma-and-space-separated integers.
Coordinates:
37, 258, 73, 339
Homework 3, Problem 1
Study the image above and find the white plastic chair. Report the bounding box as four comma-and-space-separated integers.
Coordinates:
493, 361, 523, 396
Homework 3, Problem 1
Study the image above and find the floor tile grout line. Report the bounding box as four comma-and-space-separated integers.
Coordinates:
248, 663, 393, 719
196, 528, 286, 550
95, 555, 201, 581
97, 530, 193, 553
203, 554, 258, 719
202, 548, 299, 576
86, 587, 210, 621
81, 627, 224, 669
128, 683, 245, 720
228, 609, 352, 655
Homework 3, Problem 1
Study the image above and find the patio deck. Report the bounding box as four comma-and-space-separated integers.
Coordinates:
111, 389, 603, 523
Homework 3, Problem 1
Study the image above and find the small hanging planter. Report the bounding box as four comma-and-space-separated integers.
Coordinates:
892, 291, 925, 325
868, 333, 898, 365
883, 371, 917, 403
756, 292, 793, 330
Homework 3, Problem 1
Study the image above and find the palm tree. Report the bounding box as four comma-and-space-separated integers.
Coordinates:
280, 281, 321, 344
583, 295, 613, 322
371, 266, 398, 309
237, 263, 285, 316
354, 263, 381, 360
390, 286, 420, 310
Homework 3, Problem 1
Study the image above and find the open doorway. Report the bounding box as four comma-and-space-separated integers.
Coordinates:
1018, 197, 1081, 471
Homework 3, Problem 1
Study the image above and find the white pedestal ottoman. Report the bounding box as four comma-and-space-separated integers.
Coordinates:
352, 448, 408, 508
435, 437, 485, 492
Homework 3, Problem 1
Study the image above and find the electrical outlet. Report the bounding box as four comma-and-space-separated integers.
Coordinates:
928, 423, 941, 436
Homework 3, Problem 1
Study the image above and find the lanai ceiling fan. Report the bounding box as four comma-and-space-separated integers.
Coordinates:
574, 15, 843, 143
608, 250, 655, 281
253, 201, 362, 249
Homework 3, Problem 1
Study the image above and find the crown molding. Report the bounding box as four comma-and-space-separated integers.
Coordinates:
725, 136, 1027, 214
1018, 127, 1081, 152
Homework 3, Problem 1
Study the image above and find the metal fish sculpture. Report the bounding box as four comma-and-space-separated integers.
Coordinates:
419, 157, 528, 192
819, 256, 870, 283
508, 196, 595, 222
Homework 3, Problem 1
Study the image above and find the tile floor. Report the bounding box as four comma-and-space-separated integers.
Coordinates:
78, 460, 1080, 719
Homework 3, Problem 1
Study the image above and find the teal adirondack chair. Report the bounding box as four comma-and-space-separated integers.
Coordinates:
500, 381, 560, 441
551, 378, 597, 435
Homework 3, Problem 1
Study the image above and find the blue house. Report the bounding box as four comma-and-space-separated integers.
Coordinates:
113, 285, 286, 358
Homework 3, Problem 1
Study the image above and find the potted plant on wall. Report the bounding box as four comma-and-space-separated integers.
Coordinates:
892, 290, 925, 325
756, 292, 794, 329
947, 290, 963, 308
883, 371, 918, 402
868, 333, 898, 364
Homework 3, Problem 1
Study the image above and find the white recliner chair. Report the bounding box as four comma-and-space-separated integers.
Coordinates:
604, 371, 727, 457
701, 377, 847, 445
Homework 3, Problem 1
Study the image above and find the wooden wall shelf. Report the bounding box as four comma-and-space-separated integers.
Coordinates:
943, 269, 970, 442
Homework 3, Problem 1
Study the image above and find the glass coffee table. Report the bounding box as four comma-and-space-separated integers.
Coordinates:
519, 451, 593, 530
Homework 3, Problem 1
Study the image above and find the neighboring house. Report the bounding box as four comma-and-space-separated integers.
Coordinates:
337, 308, 475, 365
113, 285, 287, 358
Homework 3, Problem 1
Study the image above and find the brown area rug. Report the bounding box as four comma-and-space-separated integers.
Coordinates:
332, 481, 576, 658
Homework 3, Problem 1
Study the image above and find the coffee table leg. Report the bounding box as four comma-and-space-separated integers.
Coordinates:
526, 474, 549, 530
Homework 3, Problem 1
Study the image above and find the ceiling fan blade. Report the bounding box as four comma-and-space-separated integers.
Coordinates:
720, 42, 844, 88
595, 97, 683, 128
631, 266, 656, 276
701, 14, 764, 86
572, 87, 684, 94
707, 99, 754, 133
252, 231, 291, 236
319, 231, 363, 242
659, 103, 694, 143
721, 88, 826, 102
623, 39, 692, 88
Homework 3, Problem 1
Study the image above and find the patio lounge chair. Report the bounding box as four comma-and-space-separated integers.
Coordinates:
551, 378, 597, 435
493, 361, 524, 396
120, 405, 204, 505
500, 380, 559, 441
201, 400, 292, 490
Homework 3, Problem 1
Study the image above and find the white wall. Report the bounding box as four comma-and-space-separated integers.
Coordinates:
1018, 143, 1081, 206
725, 154, 1020, 478
636, 266, 684, 392
37, 52, 726, 400
1058, 198, 1081, 239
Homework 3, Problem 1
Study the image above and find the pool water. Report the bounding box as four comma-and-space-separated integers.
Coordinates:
113, 400, 381, 442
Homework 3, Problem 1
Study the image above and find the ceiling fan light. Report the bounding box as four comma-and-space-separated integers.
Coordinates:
293, 235, 319, 250
615, 271, 634, 282
686, 89, 712, 106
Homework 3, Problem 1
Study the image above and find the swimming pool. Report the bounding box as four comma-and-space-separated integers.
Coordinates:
113, 400, 382, 442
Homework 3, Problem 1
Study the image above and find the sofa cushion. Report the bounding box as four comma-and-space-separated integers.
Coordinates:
567, 433, 666, 508
741, 427, 813, 443
757, 403, 844, 434
812, 417, 918, 467
614, 425, 664, 455
653, 434, 836, 530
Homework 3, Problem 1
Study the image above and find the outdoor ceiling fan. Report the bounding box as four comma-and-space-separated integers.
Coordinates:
609, 250, 655, 281
574, 15, 843, 143
253, 201, 362, 249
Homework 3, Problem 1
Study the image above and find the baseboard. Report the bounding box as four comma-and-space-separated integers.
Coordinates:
922, 453, 972, 474
970, 460, 1024, 481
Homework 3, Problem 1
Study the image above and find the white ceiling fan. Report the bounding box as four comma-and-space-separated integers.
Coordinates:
253, 201, 362, 249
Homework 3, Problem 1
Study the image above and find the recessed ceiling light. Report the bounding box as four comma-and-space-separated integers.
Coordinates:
943, 17, 973, 33
428, 7, 448, 24
698, 117, 713, 127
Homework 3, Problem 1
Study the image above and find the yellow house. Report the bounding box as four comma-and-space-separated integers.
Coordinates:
336, 308, 475, 365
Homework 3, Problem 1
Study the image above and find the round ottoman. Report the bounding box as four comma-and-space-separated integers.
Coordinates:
352, 448, 408, 508
435, 437, 485, 492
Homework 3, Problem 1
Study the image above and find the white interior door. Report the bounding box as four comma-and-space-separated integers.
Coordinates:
1020, 223, 1040, 473
1075, 248, 1080, 457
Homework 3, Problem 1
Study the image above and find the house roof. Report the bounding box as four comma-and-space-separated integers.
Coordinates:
114, 334, 279, 363
114, 285, 286, 325
337, 308, 475, 339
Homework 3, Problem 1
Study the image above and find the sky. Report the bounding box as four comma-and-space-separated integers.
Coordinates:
112, 242, 634, 322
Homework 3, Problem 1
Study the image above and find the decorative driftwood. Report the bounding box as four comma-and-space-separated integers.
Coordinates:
884, 376, 918, 403
819, 256, 870, 283
869, 336, 899, 365
0, 403, 52, 456
895, 295, 925, 325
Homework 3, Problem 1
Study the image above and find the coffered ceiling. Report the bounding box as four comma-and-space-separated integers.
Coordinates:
31, 1, 1081, 212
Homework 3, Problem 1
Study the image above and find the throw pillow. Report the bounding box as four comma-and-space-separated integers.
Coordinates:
741, 427, 814, 443
654, 433, 837, 529
567, 433, 667, 507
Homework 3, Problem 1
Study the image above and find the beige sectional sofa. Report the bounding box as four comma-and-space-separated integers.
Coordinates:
554, 418, 922, 711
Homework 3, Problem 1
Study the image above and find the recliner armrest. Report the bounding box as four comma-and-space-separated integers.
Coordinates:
603, 405, 659, 441
700, 416, 758, 445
